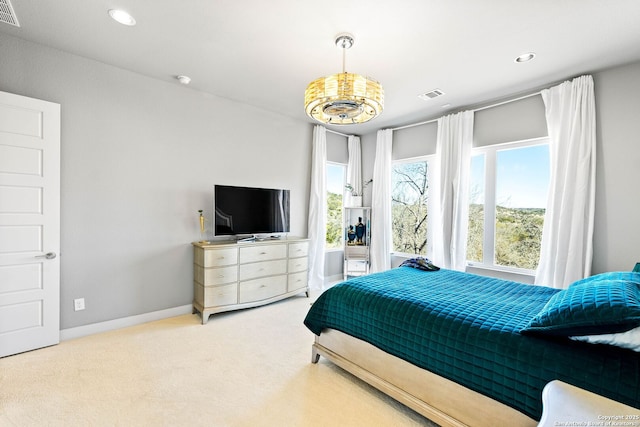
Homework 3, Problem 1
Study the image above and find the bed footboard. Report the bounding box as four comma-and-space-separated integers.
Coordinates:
312, 329, 537, 427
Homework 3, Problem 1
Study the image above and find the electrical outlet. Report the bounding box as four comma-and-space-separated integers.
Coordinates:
74, 298, 85, 311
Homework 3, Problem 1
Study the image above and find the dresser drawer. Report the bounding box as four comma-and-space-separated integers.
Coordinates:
239, 259, 287, 281
239, 275, 287, 303
346, 259, 368, 272
345, 245, 368, 259
195, 282, 237, 307
288, 271, 307, 292
240, 244, 287, 263
287, 257, 308, 273
288, 241, 309, 258
197, 247, 238, 267
196, 265, 238, 286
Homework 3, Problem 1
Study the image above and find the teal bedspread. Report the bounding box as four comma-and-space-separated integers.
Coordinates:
304, 268, 640, 420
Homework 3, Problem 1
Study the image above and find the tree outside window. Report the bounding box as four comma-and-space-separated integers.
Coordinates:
467, 155, 485, 263
326, 163, 345, 249
391, 160, 429, 255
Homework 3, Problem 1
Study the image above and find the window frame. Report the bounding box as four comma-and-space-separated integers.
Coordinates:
390, 155, 435, 257
325, 161, 347, 252
466, 136, 550, 275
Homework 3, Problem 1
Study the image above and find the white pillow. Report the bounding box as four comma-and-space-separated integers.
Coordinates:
570, 326, 640, 352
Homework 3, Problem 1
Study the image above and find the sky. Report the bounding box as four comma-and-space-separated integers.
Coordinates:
327, 163, 346, 194
471, 144, 550, 209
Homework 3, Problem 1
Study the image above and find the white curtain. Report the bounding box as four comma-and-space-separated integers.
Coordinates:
345, 135, 362, 207
430, 111, 474, 271
307, 125, 327, 289
535, 75, 596, 289
370, 129, 393, 272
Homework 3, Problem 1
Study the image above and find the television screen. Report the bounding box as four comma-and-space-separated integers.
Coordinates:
214, 185, 290, 236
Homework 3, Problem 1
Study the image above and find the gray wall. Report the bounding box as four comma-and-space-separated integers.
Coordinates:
392, 122, 438, 159
473, 94, 547, 146
0, 34, 312, 329
592, 61, 640, 273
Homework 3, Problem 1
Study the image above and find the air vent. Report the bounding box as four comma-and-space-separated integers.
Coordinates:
418, 89, 445, 101
0, 0, 19, 27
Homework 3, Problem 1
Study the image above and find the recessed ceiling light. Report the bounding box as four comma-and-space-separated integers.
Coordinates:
176, 75, 191, 85
515, 52, 536, 63
108, 9, 136, 26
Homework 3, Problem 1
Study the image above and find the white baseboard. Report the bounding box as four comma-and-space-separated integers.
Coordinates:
60, 304, 193, 341
325, 274, 344, 285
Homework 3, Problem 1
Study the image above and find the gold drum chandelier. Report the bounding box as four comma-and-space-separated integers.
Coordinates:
305, 34, 384, 125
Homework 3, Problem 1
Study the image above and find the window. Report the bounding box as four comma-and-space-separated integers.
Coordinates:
391, 158, 432, 255
467, 139, 550, 272
326, 162, 346, 249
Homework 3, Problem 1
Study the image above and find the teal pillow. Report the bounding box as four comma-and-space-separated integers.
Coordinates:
569, 271, 640, 288
522, 279, 640, 336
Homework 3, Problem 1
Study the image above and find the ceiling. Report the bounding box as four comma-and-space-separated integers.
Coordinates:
2, 1, 640, 135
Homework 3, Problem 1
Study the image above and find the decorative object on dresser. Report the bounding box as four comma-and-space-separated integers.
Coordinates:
344, 207, 370, 280
192, 237, 309, 324
197, 209, 208, 244
345, 178, 372, 208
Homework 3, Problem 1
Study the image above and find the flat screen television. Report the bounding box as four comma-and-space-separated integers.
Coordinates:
214, 185, 290, 237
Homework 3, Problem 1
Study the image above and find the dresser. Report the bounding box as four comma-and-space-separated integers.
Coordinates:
192, 237, 309, 324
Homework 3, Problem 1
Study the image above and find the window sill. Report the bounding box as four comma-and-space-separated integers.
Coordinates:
466, 263, 536, 284
325, 247, 344, 253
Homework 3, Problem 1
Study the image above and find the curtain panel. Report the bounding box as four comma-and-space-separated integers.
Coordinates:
345, 135, 362, 207
370, 129, 393, 272
535, 75, 596, 289
307, 125, 327, 289
430, 111, 474, 271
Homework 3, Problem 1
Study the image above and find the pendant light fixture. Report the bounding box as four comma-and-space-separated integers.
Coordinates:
304, 34, 384, 125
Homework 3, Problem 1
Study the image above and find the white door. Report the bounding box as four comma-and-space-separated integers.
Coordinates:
0, 90, 60, 358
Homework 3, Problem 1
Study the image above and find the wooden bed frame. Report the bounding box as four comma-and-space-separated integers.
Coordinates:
312, 329, 538, 427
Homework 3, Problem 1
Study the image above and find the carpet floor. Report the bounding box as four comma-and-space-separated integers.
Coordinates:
0, 291, 437, 426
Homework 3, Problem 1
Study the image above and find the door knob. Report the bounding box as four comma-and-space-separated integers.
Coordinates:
35, 252, 57, 260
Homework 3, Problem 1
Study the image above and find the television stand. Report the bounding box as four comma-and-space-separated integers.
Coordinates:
192, 237, 309, 324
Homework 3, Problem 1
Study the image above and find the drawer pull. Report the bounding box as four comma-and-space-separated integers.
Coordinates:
260, 251, 267, 255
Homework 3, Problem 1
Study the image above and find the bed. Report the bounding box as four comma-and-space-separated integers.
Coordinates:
304, 266, 640, 427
